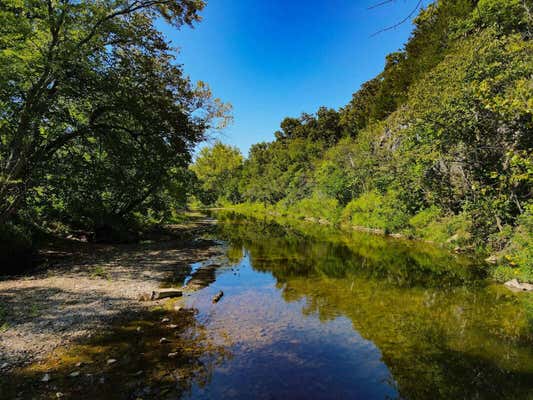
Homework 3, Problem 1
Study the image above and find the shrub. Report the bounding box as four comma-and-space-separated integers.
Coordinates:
342, 190, 409, 233
288, 194, 341, 224
495, 204, 533, 282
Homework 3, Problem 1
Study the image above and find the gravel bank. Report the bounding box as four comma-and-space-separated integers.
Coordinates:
0, 220, 225, 372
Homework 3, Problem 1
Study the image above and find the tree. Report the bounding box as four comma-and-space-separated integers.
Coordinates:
191, 141, 243, 205
0, 0, 230, 226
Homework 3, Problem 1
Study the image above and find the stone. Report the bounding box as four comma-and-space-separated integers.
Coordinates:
0, 363, 8, 370
504, 279, 533, 292
56, 392, 64, 399
106, 359, 117, 365
174, 305, 183, 312
159, 337, 170, 344
161, 317, 170, 323
151, 289, 182, 300
41, 373, 51, 382
75, 362, 83, 368
69, 371, 80, 378
168, 324, 178, 329
138, 292, 151, 302
212, 290, 224, 303
167, 352, 178, 358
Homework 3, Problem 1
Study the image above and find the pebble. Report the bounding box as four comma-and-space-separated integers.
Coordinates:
174, 305, 183, 312
41, 373, 51, 382
106, 359, 117, 365
56, 392, 64, 398
161, 318, 170, 323
0, 363, 8, 370
75, 362, 83, 367
167, 352, 178, 358
69, 371, 80, 378
159, 337, 170, 344
168, 324, 178, 329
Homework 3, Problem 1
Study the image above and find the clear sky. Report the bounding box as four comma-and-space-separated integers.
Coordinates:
160, 0, 421, 155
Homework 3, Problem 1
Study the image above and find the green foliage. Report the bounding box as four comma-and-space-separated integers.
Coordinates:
286, 194, 341, 224
192, 1, 533, 281
0, 0, 231, 254
493, 204, 533, 282
342, 190, 409, 233
191, 141, 243, 205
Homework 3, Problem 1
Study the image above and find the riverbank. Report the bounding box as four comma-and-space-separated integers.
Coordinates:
218, 203, 533, 285
0, 217, 225, 373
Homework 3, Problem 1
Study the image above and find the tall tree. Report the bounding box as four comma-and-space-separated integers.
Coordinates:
0, 0, 229, 224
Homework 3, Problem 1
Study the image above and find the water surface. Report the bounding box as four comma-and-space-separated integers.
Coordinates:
2, 214, 533, 399
184, 214, 533, 399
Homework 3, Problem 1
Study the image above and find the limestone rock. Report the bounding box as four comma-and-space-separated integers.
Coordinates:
504, 279, 533, 292
151, 289, 183, 300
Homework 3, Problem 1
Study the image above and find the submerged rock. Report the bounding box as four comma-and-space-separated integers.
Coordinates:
504, 279, 533, 292
212, 290, 224, 303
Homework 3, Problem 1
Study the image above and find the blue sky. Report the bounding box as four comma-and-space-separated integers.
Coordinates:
160, 0, 421, 155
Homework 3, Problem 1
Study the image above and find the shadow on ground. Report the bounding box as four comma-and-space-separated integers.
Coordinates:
0, 306, 231, 400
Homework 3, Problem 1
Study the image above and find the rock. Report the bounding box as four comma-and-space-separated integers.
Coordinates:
41, 373, 51, 382
69, 371, 80, 378
106, 359, 117, 365
136, 326, 142, 333
138, 292, 152, 302
168, 352, 178, 358
133, 370, 143, 376
485, 255, 498, 264
174, 305, 183, 312
212, 290, 224, 304
0, 363, 8, 370
56, 392, 64, 399
151, 289, 182, 300
161, 317, 170, 323
504, 279, 533, 292
168, 324, 178, 329
75, 362, 83, 368
160, 337, 170, 344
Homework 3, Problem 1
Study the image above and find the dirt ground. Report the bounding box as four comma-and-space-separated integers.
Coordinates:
0, 218, 225, 372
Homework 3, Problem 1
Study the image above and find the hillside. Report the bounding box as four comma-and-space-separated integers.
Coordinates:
192, 0, 533, 282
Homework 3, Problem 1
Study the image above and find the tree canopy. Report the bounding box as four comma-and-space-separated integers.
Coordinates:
0, 0, 230, 243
